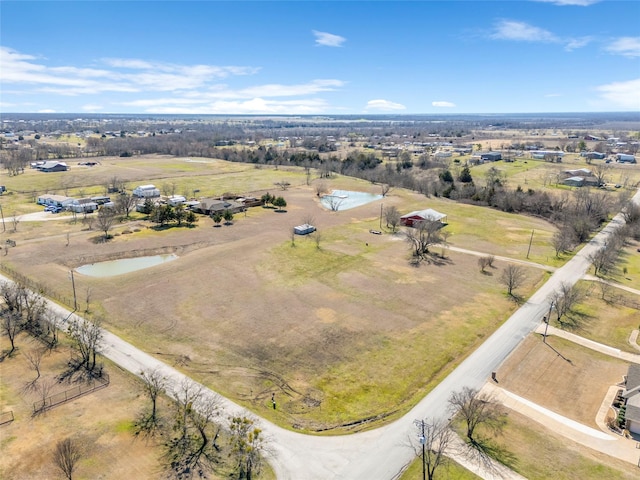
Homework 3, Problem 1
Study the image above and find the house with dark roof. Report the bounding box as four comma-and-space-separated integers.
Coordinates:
623, 364, 640, 435
37, 161, 68, 172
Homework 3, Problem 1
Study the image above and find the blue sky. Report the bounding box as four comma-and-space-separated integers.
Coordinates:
1, 0, 639, 114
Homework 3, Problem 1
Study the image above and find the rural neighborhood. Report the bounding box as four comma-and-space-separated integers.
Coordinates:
1, 111, 640, 480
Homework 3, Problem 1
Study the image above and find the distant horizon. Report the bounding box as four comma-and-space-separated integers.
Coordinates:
2, 1, 638, 115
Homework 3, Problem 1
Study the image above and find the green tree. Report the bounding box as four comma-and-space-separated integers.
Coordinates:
185, 210, 198, 227
223, 209, 234, 224
261, 192, 274, 207
439, 170, 454, 183
229, 416, 266, 480
272, 196, 287, 211
458, 166, 473, 183
211, 211, 223, 226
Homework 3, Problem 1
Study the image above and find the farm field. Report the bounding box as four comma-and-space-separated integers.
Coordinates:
0, 154, 564, 433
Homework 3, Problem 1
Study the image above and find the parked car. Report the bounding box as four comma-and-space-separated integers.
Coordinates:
44, 205, 63, 213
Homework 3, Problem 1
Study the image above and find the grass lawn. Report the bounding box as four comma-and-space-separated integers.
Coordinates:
552, 280, 640, 353
400, 456, 480, 480
497, 335, 628, 427
459, 410, 639, 480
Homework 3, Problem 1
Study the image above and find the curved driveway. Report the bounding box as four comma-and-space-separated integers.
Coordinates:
4, 188, 639, 479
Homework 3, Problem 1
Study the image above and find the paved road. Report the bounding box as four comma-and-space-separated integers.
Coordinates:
4, 188, 639, 479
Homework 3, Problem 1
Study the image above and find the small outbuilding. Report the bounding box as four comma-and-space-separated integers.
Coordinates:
400, 208, 447, 227
562, 176, 585, 187
480, 152, 502, 162
294, 224, 316, 235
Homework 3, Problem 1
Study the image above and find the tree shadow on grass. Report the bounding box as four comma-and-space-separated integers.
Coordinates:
467, 436, 519, 473
558, 310, 594, 334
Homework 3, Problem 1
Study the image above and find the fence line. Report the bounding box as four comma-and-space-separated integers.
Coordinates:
0, 262, 75, 310
0, 411, 14, 426
33, 372, 110, 414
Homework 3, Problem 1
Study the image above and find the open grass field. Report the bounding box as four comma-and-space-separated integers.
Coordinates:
0, 155, 561, 433
496, 335, 628, 428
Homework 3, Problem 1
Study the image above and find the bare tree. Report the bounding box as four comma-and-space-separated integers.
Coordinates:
229, 416, 267, 480
324, 195, 343, 211
312, 231, 322, 250
414, 417, 453, 480
136, 368, 166, 435
404, 221, 443, 262
24, 347, 45, 388
68, 316, 103, 373
1, 310, 21, 355
274, 180, 290, 191
478, 255, 494, 273
384, 206, 401, 232
53, 438, 83, 480
500, 264, 525, 296
551, 227, 576, 257
114, 192, 137, 218
549, 283, 583, 323
592, 162, 611, 187
10, 211, 20, 232
95, 207, 117, 240
165, 380, 221, 479
380, 183, 391, 197
448, 387, 504, 444
315, 181, 328, 197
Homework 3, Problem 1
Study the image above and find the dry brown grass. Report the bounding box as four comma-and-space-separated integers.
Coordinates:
0, 333, 162, 480
496, 335, 627, 427
476, 410, 639, 480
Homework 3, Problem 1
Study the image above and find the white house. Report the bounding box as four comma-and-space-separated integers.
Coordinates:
133, 184, 160, 198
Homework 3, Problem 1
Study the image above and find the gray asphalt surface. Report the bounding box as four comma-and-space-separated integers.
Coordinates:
4, 187, 638, 479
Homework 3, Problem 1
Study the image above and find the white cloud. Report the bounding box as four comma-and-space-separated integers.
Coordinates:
238, 79, 344, 98
490, 20, 557, 43
432, 101, 456, 108
143, 98, 331, 115
605, 37, 640, 58
565, 37, 591, 51
534, 0, 600, 6
0, 47, 260, 96
596, 78, 640, 110
81, 104, 104, 112
37, 109, 57, 113
313, 30, 346, 47
364, 99, 406, 111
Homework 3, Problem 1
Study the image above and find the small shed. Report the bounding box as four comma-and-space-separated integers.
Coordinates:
69, 198, 98, 213
294, 224, 316, 235
167, 195, 187, 206
400, 209, 447, 227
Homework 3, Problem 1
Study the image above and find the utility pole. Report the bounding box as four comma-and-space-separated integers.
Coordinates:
379, 203, 383, 229
0, 203, 5, 232
69, 270, 77, 311
526, 229, 534, 259
543, 301, 553, 343
414, 419, 426, 480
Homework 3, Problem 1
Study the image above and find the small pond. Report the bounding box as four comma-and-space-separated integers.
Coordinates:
75, 254, 178, 278
320, 190, 383, 211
